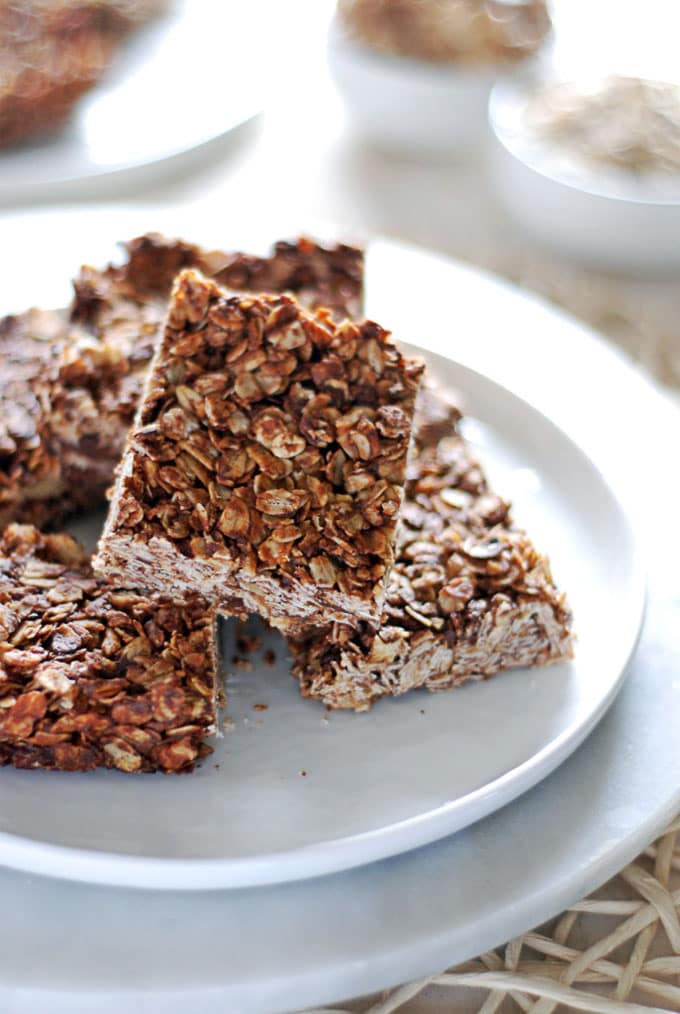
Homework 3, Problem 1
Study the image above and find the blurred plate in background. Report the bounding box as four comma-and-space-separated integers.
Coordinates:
0, 0, 263, 203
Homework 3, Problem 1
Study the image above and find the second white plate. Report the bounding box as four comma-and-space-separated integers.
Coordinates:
0, 210, 645, 890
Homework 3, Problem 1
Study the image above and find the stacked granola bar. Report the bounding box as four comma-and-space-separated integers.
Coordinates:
0, 524, 217, 773
0, 231, 574, 772
0, 233, 364, 530
289, 383, 573, 710
94, 269, 424, 634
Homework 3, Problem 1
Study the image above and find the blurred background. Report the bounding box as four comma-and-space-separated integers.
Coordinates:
1, 0, 680, 393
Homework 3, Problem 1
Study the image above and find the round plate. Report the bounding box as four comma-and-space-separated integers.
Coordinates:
0, 234, 676, 1013
0, 1, 262, 202
0, 212, 644, 890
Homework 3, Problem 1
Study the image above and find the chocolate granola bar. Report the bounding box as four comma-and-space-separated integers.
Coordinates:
0, 308, 87, 531
94, 268, 424, 634
0, 233, 365, 530
63, 233, 365, 508
288, 383, 574, 710
0, 524, 217, 773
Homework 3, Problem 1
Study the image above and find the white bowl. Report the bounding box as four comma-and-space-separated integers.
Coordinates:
489, 77, 680, 275
328, 16, 496, 156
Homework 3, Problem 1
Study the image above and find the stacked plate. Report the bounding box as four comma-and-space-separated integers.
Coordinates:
0, 207, 677, 1014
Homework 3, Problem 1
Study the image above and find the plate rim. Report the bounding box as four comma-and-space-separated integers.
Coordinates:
0, 354, 646, 890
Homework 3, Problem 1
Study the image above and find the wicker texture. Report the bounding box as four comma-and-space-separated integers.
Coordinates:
312, 816, 680, 1014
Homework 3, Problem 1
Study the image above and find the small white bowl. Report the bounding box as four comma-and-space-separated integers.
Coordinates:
489, 77, 680, 275
328, 16, 497, 156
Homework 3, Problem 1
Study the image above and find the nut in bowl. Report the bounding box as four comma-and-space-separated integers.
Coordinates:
489, 73, 680, 274
328, 0, 552, 157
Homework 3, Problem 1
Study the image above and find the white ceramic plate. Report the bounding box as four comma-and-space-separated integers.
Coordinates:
0, 236, 676, 1014
0, 1, 262, 203
0, 209, 645, 890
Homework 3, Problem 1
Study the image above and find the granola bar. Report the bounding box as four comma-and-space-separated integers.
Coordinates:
63, 234, 365, 505
0, 309, 89, 531
0, 233, 365, 530
0, 302, 142, 530
71, 231, 364, 325
288, 383, 574, 710
94, 268, 424, 634
0, 524, 217, 773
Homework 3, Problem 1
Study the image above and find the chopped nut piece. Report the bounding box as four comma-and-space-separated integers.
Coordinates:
95, 270, 424, 635
0, 525, 218, 773
236, 632, 262, 654
288, 381, 574, 711
231, 657, 254, 672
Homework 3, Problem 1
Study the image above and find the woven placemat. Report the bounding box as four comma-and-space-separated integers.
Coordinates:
307, 255, 680, 1014
312, 816, 680, 1014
